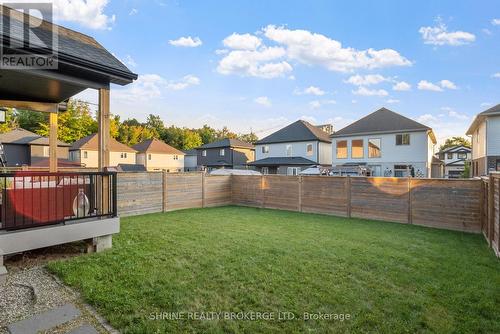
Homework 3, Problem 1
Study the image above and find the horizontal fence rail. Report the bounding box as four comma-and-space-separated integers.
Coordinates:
0, 171, 117, 231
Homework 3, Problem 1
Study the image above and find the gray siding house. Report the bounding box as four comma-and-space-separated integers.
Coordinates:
466, 104, 500, 176
196, 138, 255, 170
0, 128, 72, 167
250, 120, 332, 175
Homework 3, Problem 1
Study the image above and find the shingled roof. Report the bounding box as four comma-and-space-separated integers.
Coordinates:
132, 138, 185, 155
0, 128, 70, 146
198, 138, 254, 149
0, 5, 137, 85
332, 108, 432, 137
256, 120, 331, 145
70, 134, 136, 153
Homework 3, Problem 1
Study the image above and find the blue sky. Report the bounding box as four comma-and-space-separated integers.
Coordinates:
48, 0, 500, 143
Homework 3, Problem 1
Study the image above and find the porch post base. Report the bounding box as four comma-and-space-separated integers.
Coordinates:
0, 249, 7, 285
86, 235, 113, 253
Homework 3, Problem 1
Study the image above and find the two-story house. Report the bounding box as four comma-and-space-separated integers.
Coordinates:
331, 108, 438, 178
466, 104, 500, 176
437, 145, 471, 178
69, 133, 137, 168
133, 138, 185, 172
196, 138, 255, 171
250, 120, 332, 175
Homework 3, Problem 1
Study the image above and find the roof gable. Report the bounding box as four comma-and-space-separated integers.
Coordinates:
256, 120, 331, 144
70, 133, 136, 153
333, 108, 431, 137
466, 104, 500, 135
132, 138, 185, 155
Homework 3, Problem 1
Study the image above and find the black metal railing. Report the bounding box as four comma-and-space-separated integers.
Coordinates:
0, 171, 117, 231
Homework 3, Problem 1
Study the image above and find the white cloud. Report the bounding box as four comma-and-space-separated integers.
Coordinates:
295, 86, 325, 96
129, 8, 138, 16
166, 75, 200, 90
393, 81, 411, 91
113, 74, 165, 102
482, 28, 492, 35
121, 55, 137, 67
345, 74, 389, 86
352, 87, 388, 96
254, 96, 272, 107
416, 114, 439, 124
418, 80, 443, 92
299, 115, 317, 124
415, 109, 471, 145
439, 79, 457, 89
263, 25, 411, 72
217, 46, 292, 79
169, 36, 203, 47
493, 73, 500, 78
481, 102, 493, 107
309, 99, 336, 109
492, 19, 500, 26
51, 0, 115, 30
223, 33, 262, 50
441, 107, 469, 120
419, 21, 475, 46
386, 99, 400, 104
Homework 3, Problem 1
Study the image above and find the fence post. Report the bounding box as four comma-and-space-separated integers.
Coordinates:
202, 172, 206, 208
298, 175, 302, 212
408, 177, 413, 224
488, 173, 494, 246
162, 170, 167, 212
346, 175, 351, 218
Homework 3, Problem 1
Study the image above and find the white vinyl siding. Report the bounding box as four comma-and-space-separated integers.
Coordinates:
487, 116, 500, 156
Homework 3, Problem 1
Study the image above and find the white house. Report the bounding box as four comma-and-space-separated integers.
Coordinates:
133, 138, 185, 172
250, 120, 332, 175
466, 104, 500, 176
331, 108, 439, 178
437, 145, 471, 178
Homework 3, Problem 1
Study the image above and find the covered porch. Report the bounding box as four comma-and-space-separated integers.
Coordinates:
0, 5, 137, 280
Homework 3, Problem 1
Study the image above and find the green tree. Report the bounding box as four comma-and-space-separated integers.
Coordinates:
15, 109, 46, 133
238, 132, 258, 144
181, 129, 202, 149
36, 100, 97, 143
0, 108, 18, 133
146, 114, 165, 136
461, 162, 471, 178
217, 126, 237, 140
196, 124, 218, 144
440, 136, 471, 151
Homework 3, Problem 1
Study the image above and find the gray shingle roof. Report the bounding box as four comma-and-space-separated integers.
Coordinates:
198, 138, 254, 149
0, 5, 137, 84
132, 138, 184, 155
248, 157, 316, 166
466, 104, 500, 135
332, 108, 431, 137
0, 128, 70, 146
256, 120, 331, 144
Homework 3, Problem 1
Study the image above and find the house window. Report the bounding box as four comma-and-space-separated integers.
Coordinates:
368, 138, 381, 158
83, 151, 88, 159
396, 133, 410, 145
262, 167, 269, 175
174, 155, 178, 160
121, 152, 127, 159
447, 153, 453, 159
394, 164, 411, 177
306, 143, 313, 156
287, 167, 300, 176
148, 154, 152, 160
351, 139, 364, 159
42, 146, 50, 157
219, 149, 225, 156
286, 145, 292, 157
262, 146, 269, 154
458, 153, 466, 159
336, 140, 347, 159
202, 150, 207, 157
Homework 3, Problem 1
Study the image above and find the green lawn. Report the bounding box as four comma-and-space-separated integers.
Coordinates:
47, 206, 500, 333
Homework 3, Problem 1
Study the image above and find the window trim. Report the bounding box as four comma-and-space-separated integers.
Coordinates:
395, 133, 410, 146
336, 140, 347, 159
351, 139, 364, 159
202, 150, 207, 157
368, 138, 381, 158
262, 145, 269, 154
285, 144, 292, 157
447, 153, 453, 159
306, 143, 313, 156
219, 148, 225, 156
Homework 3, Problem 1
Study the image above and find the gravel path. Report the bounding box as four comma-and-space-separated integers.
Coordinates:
0, 266, 114, 334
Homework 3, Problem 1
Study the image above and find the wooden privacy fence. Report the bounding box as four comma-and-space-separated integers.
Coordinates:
232, 175, 482, 233
482, 172, 500, 257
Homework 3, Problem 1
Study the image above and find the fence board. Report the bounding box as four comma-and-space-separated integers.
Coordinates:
165, 173, 203, 211
301, 176, 348, 216
231, 175, 264, 207
204, 176, 232, 207
117, 172, 163, 216
262, 175, 300, 211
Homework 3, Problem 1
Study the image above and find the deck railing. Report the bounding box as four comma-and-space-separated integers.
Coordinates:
0, 171, 117, 231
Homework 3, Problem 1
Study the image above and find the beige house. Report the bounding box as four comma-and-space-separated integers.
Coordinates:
133, 138, 185, 172
69, 133, 137, 168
